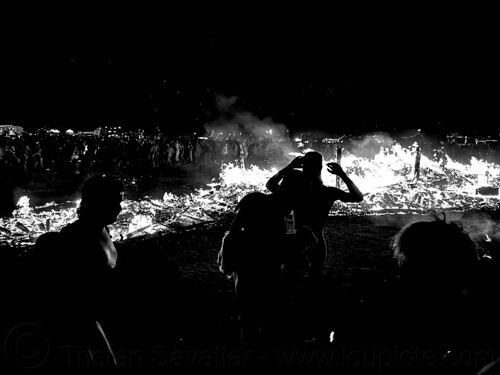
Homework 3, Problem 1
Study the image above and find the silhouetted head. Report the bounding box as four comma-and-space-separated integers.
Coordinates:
78, 175, 124, 225
235, 192, 270, 233
392, 217, 480, 294
302, 151, 323, 179
278, 169, 309, 209
234, 171, 308, 234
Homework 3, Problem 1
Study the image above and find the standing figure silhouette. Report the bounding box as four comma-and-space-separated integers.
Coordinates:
30, 175, 124, 368
267, 151, 363, 283
218, 169, 315, 347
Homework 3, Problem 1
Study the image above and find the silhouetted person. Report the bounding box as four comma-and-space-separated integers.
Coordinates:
394, 218, 484, 340
218, 169, 315, 348
337, 216, 486, 373
266, 152, 364, 283
29, 175, 124, 368
393, 218, 480, 298
392, 217, 488, 371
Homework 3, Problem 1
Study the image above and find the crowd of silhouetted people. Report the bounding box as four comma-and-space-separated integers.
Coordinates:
2, 129, 499, 180
3, 150, 500, 373
0, 130, 301, 178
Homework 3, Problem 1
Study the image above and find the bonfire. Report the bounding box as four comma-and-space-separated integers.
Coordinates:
1, 141, 499, 248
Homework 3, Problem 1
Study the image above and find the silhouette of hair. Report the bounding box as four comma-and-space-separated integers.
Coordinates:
302, 151, 323, 178
392, 216, 480, 292
233, 170, 307, 235
279, 168, 308, 196
236, 190, 266, 209
77, 175, 124, 218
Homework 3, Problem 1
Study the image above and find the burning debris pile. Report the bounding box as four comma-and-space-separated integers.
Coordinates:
0, 164, 272, 248
2, 141, 500, 248
337, 143, 500, 214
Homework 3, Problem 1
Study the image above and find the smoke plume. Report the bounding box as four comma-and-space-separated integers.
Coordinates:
205, 94, 289, 140
215, 95, 238, 112
347, 132, 395, 159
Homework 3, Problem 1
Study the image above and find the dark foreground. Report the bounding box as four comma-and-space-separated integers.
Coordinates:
2, 163, 500, 373
3, 208, 500, 373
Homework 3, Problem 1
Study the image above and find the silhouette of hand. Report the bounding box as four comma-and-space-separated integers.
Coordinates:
289, 156, 303, 169
326, 162, 344, 176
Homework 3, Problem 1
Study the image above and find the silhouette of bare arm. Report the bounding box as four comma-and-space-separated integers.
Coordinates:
327, 162, 364, 203
266, 172, 284, 193
265, 156, 304, 192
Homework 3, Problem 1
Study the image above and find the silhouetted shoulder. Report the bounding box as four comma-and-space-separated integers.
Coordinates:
323, 185, 345, 200
324, 185, 360, 203
235, 191, 269, 211
32, 231, 64, 261
34, 231, 62, 246
324, 185, 343, 194
29, 231, 67, 281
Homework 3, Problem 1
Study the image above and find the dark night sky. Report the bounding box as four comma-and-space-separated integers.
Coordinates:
0, 14, 498, 137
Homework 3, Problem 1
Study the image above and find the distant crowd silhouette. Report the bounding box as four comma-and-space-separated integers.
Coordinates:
0, 130, 301, 178
2, 129, 499, 181
3, 150, 500, 373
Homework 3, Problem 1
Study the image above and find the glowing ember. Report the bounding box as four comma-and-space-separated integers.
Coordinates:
17, 196, 30, 210
218, 162, 276, 187
222, 142, 500, 215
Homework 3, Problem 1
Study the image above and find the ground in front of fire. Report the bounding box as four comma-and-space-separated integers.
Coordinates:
2, 127, 500, 372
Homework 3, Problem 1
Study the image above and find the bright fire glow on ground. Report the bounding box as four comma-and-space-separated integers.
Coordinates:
2, 141, 500, 247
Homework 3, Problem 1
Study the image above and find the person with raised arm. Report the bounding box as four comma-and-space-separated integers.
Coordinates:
218, 169, 316, 348
266, 151, 364, 283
